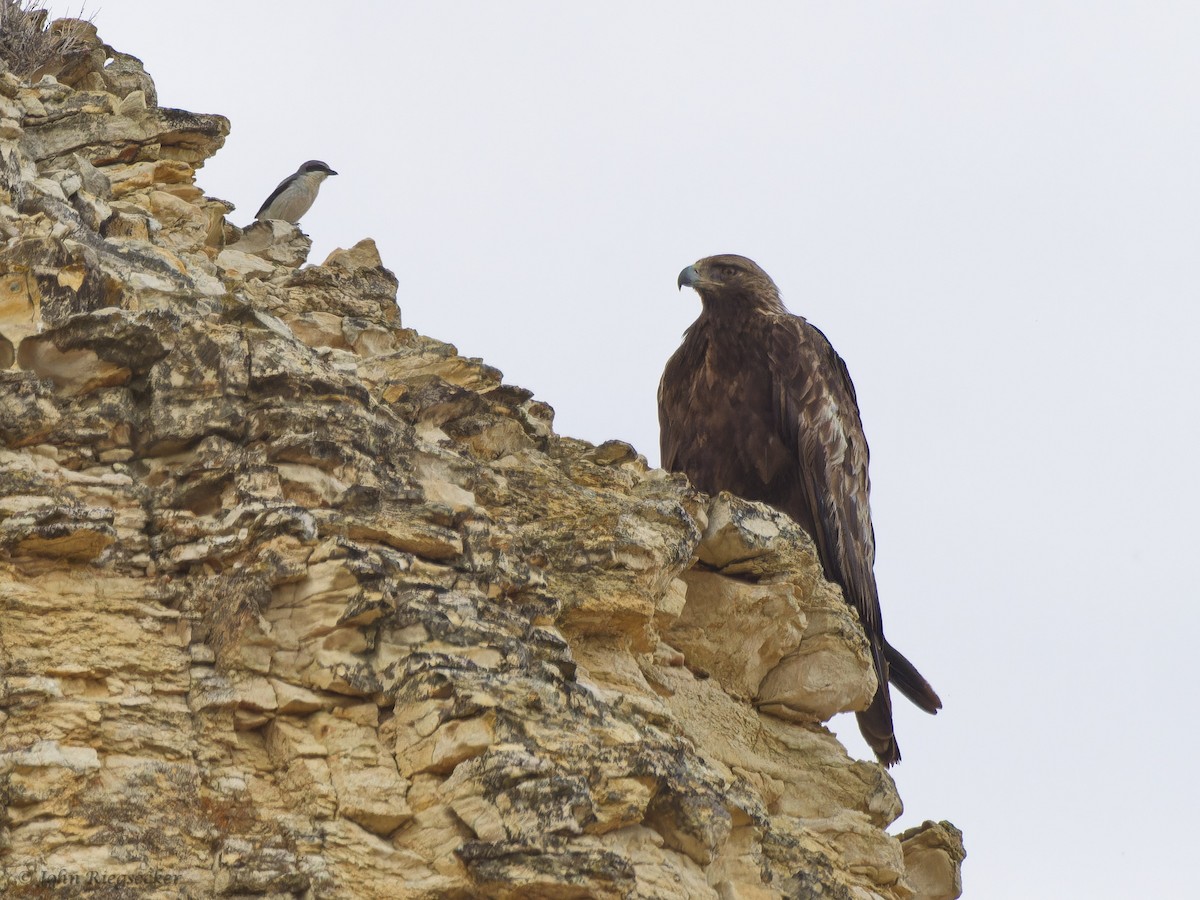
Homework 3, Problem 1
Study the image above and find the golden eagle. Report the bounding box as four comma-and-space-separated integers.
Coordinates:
659, 254, 941, 766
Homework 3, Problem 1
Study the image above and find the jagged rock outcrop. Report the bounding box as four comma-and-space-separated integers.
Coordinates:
0, 15, 963, 899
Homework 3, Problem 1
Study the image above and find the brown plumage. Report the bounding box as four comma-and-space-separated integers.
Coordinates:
659, 254, 940, 766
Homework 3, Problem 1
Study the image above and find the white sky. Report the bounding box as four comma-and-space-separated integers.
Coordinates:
45, 2, 1200, 896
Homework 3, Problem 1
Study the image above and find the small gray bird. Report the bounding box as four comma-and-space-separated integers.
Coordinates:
254, 160, 337, 224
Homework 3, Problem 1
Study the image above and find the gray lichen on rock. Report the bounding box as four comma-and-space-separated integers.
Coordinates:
0, 10, 963, 900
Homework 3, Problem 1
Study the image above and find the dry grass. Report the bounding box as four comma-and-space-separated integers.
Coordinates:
0, 0, 93, 80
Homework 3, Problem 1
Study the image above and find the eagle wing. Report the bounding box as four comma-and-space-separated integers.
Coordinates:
767, 315, 879, 631
766, 315, 905, 760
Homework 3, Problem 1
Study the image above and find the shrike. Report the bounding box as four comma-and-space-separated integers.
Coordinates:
254, 160, 337, 224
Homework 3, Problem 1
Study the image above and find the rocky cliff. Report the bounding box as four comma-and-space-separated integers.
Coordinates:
0, 14, 963, 900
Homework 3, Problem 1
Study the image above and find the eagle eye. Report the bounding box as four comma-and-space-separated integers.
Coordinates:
720, 265, 738, 278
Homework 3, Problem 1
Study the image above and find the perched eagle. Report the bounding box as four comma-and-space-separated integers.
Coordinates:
659, 254, 940, 766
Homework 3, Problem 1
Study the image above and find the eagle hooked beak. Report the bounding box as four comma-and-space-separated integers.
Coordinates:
677, 265, 700, 291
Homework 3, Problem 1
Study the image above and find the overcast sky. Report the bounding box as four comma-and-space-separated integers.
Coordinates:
50, 2, 1200, 896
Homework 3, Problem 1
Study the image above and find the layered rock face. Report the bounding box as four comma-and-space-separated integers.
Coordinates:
0, 17, 963, 900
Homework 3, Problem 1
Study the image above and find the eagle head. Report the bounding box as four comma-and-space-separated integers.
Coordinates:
677, 254, 784, 313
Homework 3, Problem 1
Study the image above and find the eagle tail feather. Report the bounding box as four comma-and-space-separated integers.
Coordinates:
857, 695, 900, 767
884, 642, 942, 714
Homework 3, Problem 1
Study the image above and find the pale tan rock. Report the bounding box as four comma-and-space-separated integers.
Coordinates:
17, 335, 131, 396
332, 761, 413, 835
148, 189, 210, 255
603, 825, 718, 899
668, 568, 807, 699
394, 710, 498, 777
215, 244, 275, 279
0, 270, 41, 351
0, 14, 960, 899
107, 160, 197, 196
226, 217, 312, 269
758, 634, 878, 721
900, 820, 965, 900
695, 491, 823, 579
654, 575, 688, 631
22, 106, 229, 167
116, 89, 147, 113
323, 237, 385, 269
100, 51, 157, 105
283, 309, 349, 350
649, 664, 902, 828
798, 810, 907, 888
304, 709, 415, 834
0, 71, 21, 99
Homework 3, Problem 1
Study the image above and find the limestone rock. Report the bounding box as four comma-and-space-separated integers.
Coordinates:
0, 11, 961, 900
668, 567, 807, 699
900, 820, 966, 900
